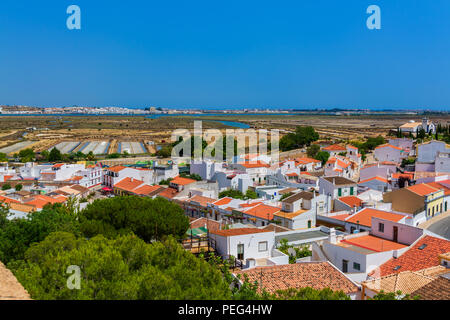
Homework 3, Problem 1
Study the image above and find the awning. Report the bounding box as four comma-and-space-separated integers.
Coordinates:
101, 187, 113, 192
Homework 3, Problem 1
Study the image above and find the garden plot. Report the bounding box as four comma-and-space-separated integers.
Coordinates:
118, 142, 146, 154
79, 141, 110, 155
49, 141, 80, 153
0, 141, 36, 154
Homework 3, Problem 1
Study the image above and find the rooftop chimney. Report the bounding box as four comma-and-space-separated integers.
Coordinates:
329, 228, 337, 244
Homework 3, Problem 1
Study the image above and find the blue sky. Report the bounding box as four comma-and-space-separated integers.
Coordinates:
0, 0, 449, 110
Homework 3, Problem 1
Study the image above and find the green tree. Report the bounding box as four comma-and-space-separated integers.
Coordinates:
0, 152, 7, 162
48, 147, 62, 162
18, 148, 35, 163
1, 183, 11, 191
306, 144, 320, 158
79, 196, 189, 242
0, 203, 81, 264
15, 184, 23, 192
219, 189, 245, 200
280, 126, 319, 152
245, 189, 258, 199
315, 151, 330, 165
12, 233, 231, 300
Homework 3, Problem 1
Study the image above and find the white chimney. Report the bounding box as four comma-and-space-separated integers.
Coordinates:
393, 250, 398, 259
329, 228, 337, 244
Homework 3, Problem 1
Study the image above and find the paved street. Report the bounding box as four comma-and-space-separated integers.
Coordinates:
428, 215, 450, 240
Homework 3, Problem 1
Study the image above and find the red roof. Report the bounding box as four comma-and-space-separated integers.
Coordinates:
239, 161, 270, 168
323, 144, 347, 151
114, 177, 144, 192
358, 176, 389, 184
375, 144, 402, 151
186, 195, 217, 207
392, 173, 414, 180
407, 183, 440, 196
107, 165, 126, 173
2, 175, 14, 181
239, 202, 262, 208
0, 195, 20, 204
286, 172, 298, 177
170, 176, 196, 186
213, 197, 233, 206
426, 181, 450, 196
338, 196, 363, 208
158, 187, 179, 199
345, 208, 406, 227
52, 163, 64, 168
243, 204, 280, 220
133, 184, 163, 196
210, 228, 271, 237
369, 236, 450, 277
25, 195, 67, 209
341, 235, 407, 252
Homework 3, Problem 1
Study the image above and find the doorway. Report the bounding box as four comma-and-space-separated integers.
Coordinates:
342, 260, 348, 273
393, 226, 398, 242
237, 244, 244, 260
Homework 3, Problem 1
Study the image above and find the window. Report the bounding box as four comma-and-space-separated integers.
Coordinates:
378, 223, 384, 233
353, 262, 361, 271
258, 241, 268, 252
350, 187, 354, 195
338, 188, 342, 197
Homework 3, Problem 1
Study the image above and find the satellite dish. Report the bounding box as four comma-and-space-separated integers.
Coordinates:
287, 248, 296, 256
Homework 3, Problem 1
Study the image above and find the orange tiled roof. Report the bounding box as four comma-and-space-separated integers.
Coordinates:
369, 236, 450, 277
286, 172, 298, 177
239, 202, 262, 208
234, 262, 358, 294
341, 235, 407, 252
323, 144, 347, 151
107, 165, 127, 173
0, 195, 20, 204
210, 228, 271, 237
375, 144, 402, 151
295, 157, 321, 164
133, 184, 164, 196
425, 182, 450, 196
407, 183, 440, 196
170, 176, 196, 186
213, 197, 233, 206
158, 187, 179, 199
3, 175, 14, 181
52, 163, 64, 168
358, 176, 389, 184
25, 195, 67, 209
239, 161, 270, 168
338, 196, 363, 208
114, 177, 144, 192
392, 173, 414, 180
187, 194, 217, 207
345, 208, 406, 227
190, 217, 221, 232
243, 204, 280, 220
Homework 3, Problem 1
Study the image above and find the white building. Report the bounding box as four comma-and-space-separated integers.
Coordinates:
209, 228, 289, 268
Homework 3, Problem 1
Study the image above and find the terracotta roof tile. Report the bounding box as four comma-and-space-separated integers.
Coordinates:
369, 236, 450, 277
341, 235, 407, 252
345, 208, 405, 227
234, 262, 358, 294
210, 228, 271, 237
338, 196, 363, 208
170, 176, 197, 186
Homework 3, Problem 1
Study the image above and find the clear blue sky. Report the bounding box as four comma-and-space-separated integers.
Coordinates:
0, 0, 449, 110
